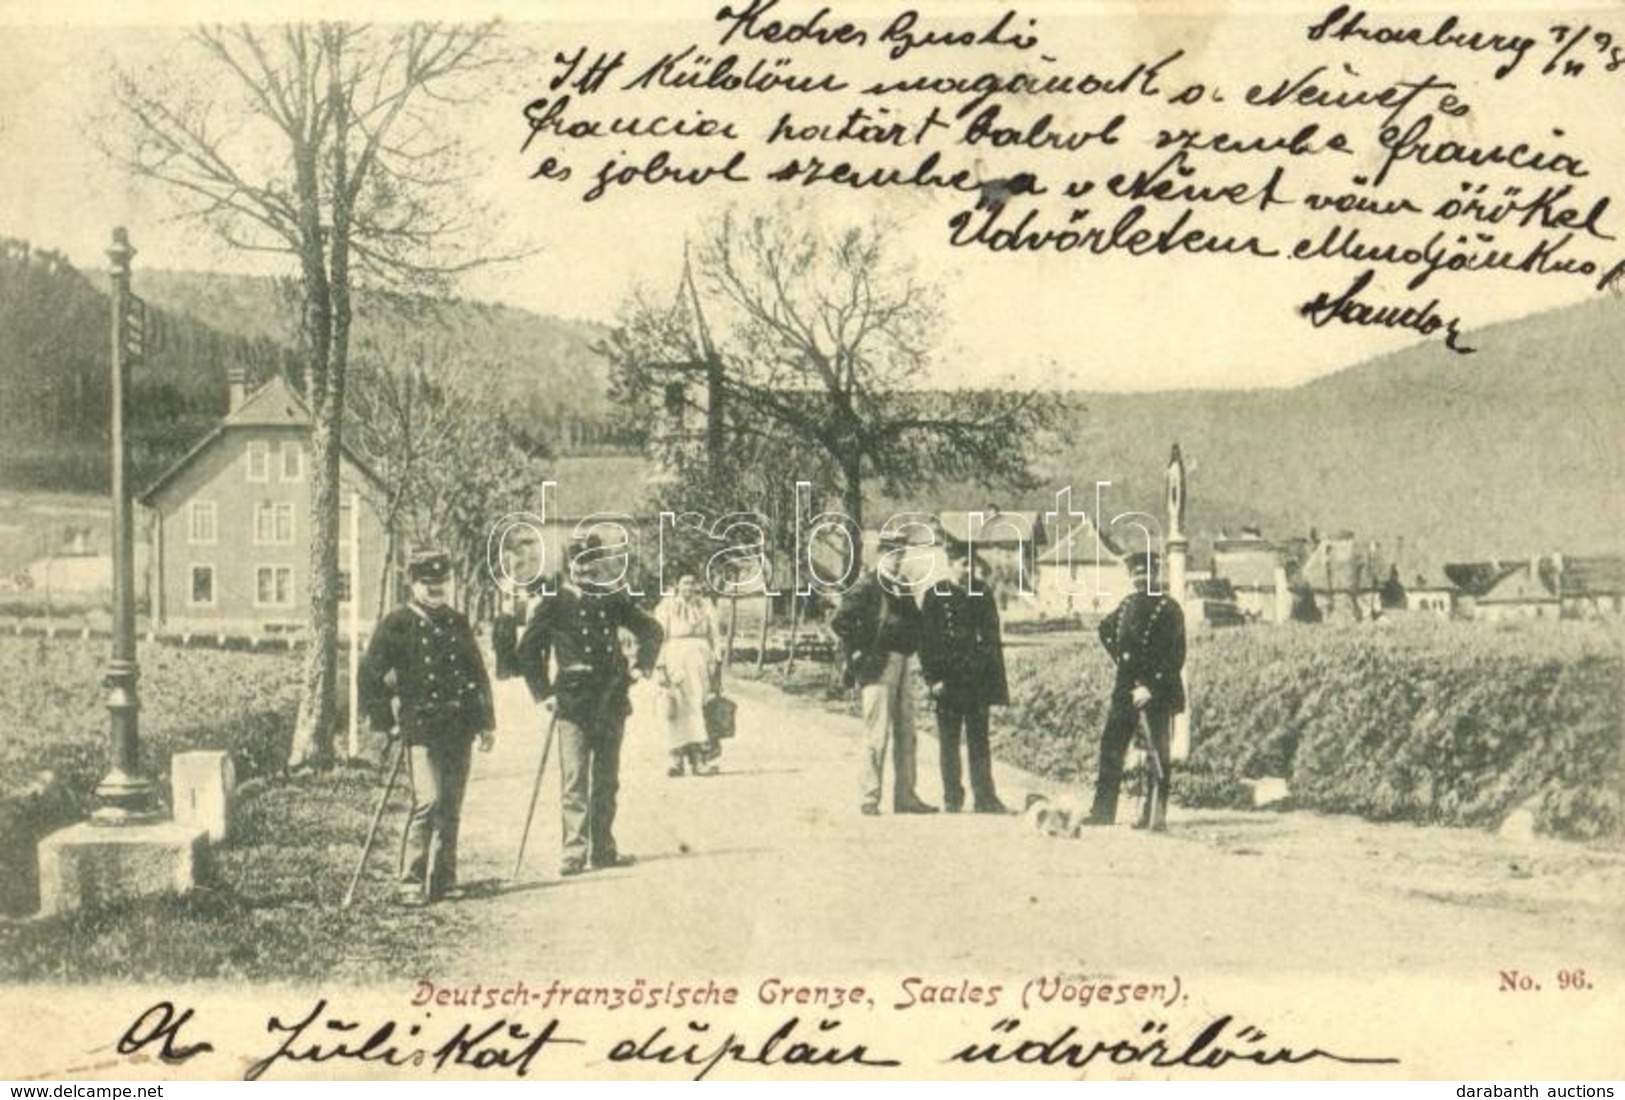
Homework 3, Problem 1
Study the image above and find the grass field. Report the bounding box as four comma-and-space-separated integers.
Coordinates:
0, 633, 468, 978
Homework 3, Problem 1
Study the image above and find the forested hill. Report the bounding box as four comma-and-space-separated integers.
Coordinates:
0, 251, 620, 491
3, 238, 1619, 560
0, 239, 295, 491
1026, 295, 1625, 560
129, 269, 621, 452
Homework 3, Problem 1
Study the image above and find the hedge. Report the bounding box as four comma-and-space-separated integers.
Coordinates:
996, 618, 1623, 841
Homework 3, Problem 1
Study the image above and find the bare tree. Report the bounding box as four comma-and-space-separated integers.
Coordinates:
347, 332, 484, 618
605, 204, 1063, 565
350, 332, 551, 620
103, 24, 522, 767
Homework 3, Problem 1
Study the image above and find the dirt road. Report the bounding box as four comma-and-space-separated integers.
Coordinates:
424, 674, 1624, 986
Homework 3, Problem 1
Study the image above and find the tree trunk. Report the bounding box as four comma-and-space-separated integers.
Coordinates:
842, 457, 865, 574
755, 589, 771, 671
783, 588, 802, 676
290, 404, 343, 769
375, 523, 396, 620
725, 591, 738, 665
287, 135, 337, 770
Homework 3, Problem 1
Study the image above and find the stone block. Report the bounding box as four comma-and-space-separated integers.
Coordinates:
171, 750, 235, 843
36, 821, 209, 918
1249, 777, 1291, 808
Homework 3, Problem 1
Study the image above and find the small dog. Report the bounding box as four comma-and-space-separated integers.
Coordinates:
1021, 791, 1093, 839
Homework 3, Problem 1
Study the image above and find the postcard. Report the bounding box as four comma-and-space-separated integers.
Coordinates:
0, 0, 1620, 1083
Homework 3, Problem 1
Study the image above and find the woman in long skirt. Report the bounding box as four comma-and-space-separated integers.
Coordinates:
654, 575, 723, 777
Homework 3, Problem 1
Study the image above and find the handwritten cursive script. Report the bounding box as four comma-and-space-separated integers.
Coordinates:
949, 1014, 1402, 1069
606, 1015, 901, 1080
242, 999, 585, 1081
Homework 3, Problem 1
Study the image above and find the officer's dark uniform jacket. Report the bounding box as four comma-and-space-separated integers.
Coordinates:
831, 570, 922, 686
359, 601, 495, 744
1098, 591, 1187, 712
919, 581, 1009, 709
517, 584, 662, 726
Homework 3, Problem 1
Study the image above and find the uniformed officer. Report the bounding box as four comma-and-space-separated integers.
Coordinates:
918, 541, 1011, 814
359, 549, 495, 904
1085, 550, 1186, 831
517, 535, 662, 876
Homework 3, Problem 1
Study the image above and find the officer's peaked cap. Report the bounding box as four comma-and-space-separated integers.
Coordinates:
408, 549, 451, 582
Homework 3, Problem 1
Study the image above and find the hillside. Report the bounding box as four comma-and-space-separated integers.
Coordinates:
2, 243, 1618, 560
129, 270, 622, 451
0, 239, 296, 492
1029, 296, 1625, 560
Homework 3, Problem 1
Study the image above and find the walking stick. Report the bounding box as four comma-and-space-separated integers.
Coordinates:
396, 742, 416, 880
343, 737, 407, 910
511, 705, 559, 880
1136, 716, 1167, 826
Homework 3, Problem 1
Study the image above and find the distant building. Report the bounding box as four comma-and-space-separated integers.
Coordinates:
139, 370, 389, 634
1211, 527, 1291, 623
1473, 557, 1563, 620
1188, 573, 1247, 627
1400, 564, 1459, 617
1451, 553, 1625, 621
1032, 511, 1125, 619
935, 507, 1049, 615
1556, 554, 1625, 618
1301, 531, 1369, 621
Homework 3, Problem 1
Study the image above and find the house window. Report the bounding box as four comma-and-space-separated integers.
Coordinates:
254, 502, 295, 544
336, 568, 352, 603
255, 565, 294, 608
189, 564, 215, 607
247, 441, 269, 482
338, 498, 352, 548
281, 441, 303, 482
188, 501, 217, 544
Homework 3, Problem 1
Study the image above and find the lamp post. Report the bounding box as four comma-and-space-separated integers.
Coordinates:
93, 227, 157, 825
1166, 444, 1192, 762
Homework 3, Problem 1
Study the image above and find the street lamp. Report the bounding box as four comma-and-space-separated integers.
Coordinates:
93, 227, 157, 824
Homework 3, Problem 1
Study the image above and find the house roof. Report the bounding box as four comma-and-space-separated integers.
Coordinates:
936, 509, 1047, 547
225, 374, 309, 427
1480, 562, 1560, 604
1404, 564, 1459, 592
139, 374, 384, 505
1212, 546, 1283, 590
1444, 561, 1520, 597
1036, 514, 1122, 566
1561, 554, 1625, 597
1300, 536, 1361, 591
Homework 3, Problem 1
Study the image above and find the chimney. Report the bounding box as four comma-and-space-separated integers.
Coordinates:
227, 367, 247, 413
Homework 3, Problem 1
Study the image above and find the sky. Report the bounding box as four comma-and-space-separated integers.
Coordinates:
1, 1, 1620, 392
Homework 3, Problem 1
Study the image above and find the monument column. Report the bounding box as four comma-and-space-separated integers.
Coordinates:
1166, 444, 1192, 762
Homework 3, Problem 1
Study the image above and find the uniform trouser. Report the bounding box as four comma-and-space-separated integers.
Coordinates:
937, 700, 996, 810
401, 734, 474, 895
1089, 698, 1174, 826
558, 712, 626, 867
860, 652, 918, 809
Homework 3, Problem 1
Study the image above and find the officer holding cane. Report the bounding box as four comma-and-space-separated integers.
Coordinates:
359, 549, 495, 905
517, 535, 662, 876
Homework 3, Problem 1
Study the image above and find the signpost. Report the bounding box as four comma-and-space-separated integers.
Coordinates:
93, 228, 157, 824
